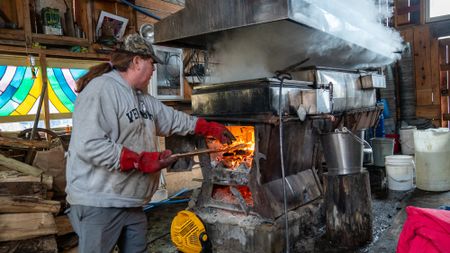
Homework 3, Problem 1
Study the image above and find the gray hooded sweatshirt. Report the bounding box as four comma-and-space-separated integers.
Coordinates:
66, 70, 197, 208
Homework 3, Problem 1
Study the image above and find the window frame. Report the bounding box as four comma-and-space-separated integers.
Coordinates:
426, 0, 450, 23
0, 55, 101, 123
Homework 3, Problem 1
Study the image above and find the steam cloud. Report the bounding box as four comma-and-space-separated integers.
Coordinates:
208, 0, 403, 84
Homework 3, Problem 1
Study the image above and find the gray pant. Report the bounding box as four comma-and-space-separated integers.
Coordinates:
67, 205, 147, 253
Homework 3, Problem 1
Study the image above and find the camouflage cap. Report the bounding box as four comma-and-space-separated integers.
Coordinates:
121, 34, 163, 64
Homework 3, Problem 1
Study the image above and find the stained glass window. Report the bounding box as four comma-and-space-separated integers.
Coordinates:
47, 67, 87, 113
0, 65, 41, 117
0, 65, 87, 119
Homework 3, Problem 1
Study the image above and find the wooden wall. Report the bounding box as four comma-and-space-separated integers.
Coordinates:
395, 0, 449, 127
399, 26, 441, 126
135, 0, 183, 27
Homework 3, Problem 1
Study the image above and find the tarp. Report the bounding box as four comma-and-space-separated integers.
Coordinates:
397, 206, 450, 253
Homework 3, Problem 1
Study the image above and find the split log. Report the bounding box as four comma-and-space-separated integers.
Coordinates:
55, 215, 74, 236
0, 196, 60, 214
0, 170, 53, 189
0, 136, 51, 149
323, 170, 373, 248
0, 235, 57, 253
0, 153, 43, 176
0, 213, 57, 242
0, 182, 47, 198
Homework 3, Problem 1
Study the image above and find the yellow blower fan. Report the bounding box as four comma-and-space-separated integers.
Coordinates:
171, 210, 211, 253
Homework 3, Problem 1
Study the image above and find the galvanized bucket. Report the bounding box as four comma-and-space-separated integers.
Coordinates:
320, 128, 366, 175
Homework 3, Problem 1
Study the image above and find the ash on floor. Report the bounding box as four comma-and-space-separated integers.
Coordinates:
308, 190, 412, 253
145, 189, 450, 253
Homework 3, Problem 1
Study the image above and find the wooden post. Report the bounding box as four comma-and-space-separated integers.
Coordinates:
323, 170, 373, 248
22, 0, 32, 46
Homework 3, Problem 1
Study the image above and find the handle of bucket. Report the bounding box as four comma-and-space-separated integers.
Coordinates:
340, 127, 372, 148
388, 175, 411, 183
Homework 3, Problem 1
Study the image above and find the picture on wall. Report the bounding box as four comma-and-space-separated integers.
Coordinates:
95, 11, 128, 41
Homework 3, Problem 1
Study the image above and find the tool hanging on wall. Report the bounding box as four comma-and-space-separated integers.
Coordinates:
63, 0, 75, 37
28, 56, 36, 79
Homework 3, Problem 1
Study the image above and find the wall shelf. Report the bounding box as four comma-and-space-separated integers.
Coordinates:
32, 34, 90, 47
0, 44, 109, 61
0, 29, 25, 41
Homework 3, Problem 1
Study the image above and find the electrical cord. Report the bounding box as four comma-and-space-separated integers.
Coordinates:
275, 71, 292, 253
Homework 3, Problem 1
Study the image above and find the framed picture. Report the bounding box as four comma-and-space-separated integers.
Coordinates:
150, 46, 184, 100
95, 11, 128, 40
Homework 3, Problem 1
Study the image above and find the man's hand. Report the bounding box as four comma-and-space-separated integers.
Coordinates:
194, 118, 236, 144
120, 147, 177, 173
138, 150, 177, 173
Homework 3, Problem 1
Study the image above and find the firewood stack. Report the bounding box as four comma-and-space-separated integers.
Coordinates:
0, 140, 77, 253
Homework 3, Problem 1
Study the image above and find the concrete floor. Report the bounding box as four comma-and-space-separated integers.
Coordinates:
146, 202, 186, 253
145, 186, 450, 253
369, 189, 450, 253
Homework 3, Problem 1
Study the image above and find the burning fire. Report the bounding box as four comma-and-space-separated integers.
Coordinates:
212, 185, 254, 207
206, 126, 255, 169
208, 126, 255, 207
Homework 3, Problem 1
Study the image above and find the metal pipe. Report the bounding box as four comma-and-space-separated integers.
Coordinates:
281, 57, 310, 73
275, 71, 292, 253
118, 0, 161, 20
30, 54, 48, 140
197, 116, 280, 124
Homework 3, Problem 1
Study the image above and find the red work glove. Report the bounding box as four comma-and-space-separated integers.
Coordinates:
120, 147, 177, 173
194, 118, 236, 144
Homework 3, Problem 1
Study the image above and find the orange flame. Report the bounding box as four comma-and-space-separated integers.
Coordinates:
206, 126, 255, 169
212, 185, 254, 207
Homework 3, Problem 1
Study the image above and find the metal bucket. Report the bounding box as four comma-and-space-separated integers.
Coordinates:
321, 128, 365, 175
357, 129, 373, 165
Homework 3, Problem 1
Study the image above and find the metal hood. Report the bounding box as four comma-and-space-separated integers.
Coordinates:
154, 0, 403, 69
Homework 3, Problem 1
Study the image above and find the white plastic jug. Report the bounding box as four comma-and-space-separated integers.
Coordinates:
385, 155, 415, 191
414, 128, 450, 191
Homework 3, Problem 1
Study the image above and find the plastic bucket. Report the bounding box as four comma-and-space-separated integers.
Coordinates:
371, 138, 394, 167
414, 128, 450, 191
399, 126, 416, 155
385, 133, 400, 154
385, 155, 415, 191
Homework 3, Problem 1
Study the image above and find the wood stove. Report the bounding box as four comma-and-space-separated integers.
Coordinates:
155, 0, 396, 251
165, 74, 382, 252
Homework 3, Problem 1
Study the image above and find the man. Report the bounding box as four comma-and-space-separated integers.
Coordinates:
66, 34, 234, 253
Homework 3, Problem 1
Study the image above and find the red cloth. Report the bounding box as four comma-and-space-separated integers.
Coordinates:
397, 206, 450, 253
